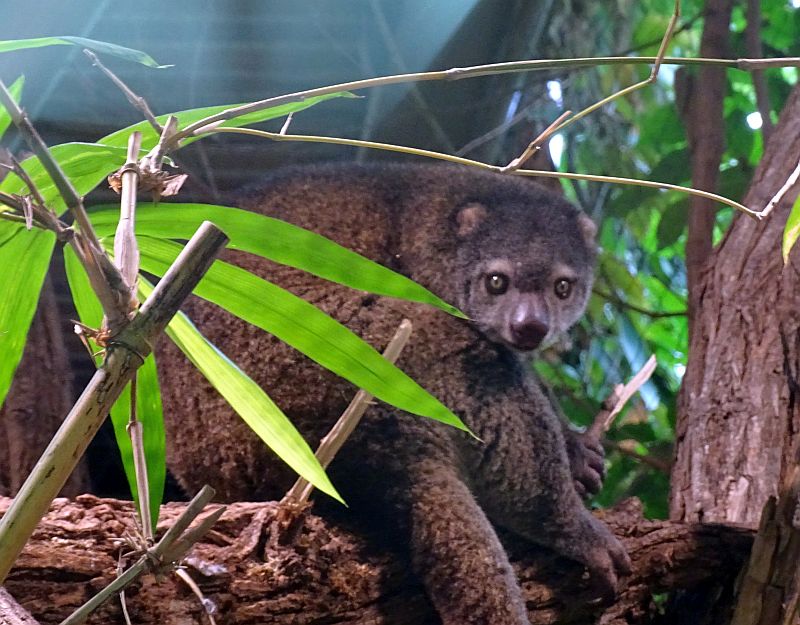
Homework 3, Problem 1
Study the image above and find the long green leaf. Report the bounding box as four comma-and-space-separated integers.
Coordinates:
0, 222, 55, 408
138, 279, 342, 502
783, 193, 800, 263
89, 203, 464, 317
0, 75, 24, 142
0, 37, 169, 68
98, 92, 355, 152
64, 247, 166, 527
131, 236, 466, 431
0, 143, 127, 215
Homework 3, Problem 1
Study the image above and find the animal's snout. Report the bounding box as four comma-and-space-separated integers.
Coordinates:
510, 315, 549, 350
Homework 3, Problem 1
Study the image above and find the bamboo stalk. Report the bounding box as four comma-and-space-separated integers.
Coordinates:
0, 222, 229, 583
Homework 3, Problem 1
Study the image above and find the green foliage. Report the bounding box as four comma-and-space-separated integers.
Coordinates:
138, 278, 343, 503
0, 143, 128, 215
2, 4, 799, 520
783, 194, 800, 262
542, 0, 798, 518
0, 222, 55, 409
0, 75, 23, 141
88, 203, 464, 318
0, 36, 169, 68
0, 40, 462, 509
98, 93, 356, 152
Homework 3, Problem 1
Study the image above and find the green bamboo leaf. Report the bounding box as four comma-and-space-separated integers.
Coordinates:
88, 203, 464, 318
0, 37, 169, 68
64, 247, 166, 527
130, 236, 466, 431
0, 75, 24, 142
0, 143, 127, 215
138, 278, 342, 503
98, 92, 356, 152
0, 222, 55, 409
783, 193, 800, 263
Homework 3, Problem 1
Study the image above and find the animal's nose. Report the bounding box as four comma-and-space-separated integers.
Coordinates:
510, 317, 549, 350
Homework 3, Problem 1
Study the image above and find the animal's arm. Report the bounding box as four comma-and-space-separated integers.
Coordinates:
535, 374, 605, 497
406, 458, 531, 625
468, 397, 630, 596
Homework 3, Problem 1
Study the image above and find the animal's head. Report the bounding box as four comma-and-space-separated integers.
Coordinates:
452, 185, 597, 353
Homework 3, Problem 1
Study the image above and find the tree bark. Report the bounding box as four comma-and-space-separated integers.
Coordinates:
0, 278, 88, 498
671, 83, 800, 525
679, 0, 734, 336
0, 496, 751, 625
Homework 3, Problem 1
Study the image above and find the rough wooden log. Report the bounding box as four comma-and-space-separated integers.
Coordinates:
0, 496, 752, 625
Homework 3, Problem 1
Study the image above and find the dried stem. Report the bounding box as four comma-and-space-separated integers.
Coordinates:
0, 587, 40, 625
202, 126, 757, 217
59, 486, 223, 625
7, 154, 47, 208
500, 110, 572, 173
126, 374, 153, 541
284, 319, 413, 505
114, 132, 142, 307
589, 355, 657, 437
167, 51, 800, 151
759, 157, 800, 219
84, 49, 163, 136
0, 222, 229, 584
594, 287, 687, 318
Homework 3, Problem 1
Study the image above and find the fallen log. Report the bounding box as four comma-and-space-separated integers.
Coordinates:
0, 496, 752, 625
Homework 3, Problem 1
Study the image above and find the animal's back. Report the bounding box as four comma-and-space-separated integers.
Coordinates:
157, 163, 479, 501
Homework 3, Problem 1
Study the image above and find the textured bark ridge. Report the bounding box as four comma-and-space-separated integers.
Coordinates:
1, 496, 751, 625
671, 84, 800, 525
0, 278, 88, 498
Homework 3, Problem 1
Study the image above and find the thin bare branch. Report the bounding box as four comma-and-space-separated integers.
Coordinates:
166, 52, 800, 150
59, 486, 224, 625
554, 0, 681, 134
604, 439, 672, 473
202, 125, 757, 218
285, 319, 414, 505
589, 355, 657, 437
84, 49, 163, 136
594, 287, 687, 318
759, 156, 800, 218
8, 154, 47, 208
500, 110, 572, 173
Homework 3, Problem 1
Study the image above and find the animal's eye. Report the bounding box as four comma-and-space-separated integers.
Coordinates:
485, 273, 510, 295
554, 278, 572, 299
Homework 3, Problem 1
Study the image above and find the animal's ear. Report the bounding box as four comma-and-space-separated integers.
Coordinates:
455, 202, 488, 238
578, 213, 597, 247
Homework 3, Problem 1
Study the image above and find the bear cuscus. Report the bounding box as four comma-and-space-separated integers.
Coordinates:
156, 162, 630, 625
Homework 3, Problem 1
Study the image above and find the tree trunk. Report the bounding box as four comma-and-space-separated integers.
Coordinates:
0, 278, 88, 498
0, 496, 751, 625
671, 83, 800, 525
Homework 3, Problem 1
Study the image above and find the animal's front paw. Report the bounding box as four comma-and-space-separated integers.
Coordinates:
581, 516, 632, 599
565, 430, 605, 498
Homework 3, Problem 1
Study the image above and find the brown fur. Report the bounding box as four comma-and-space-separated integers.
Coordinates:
157, 163, 629, 625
